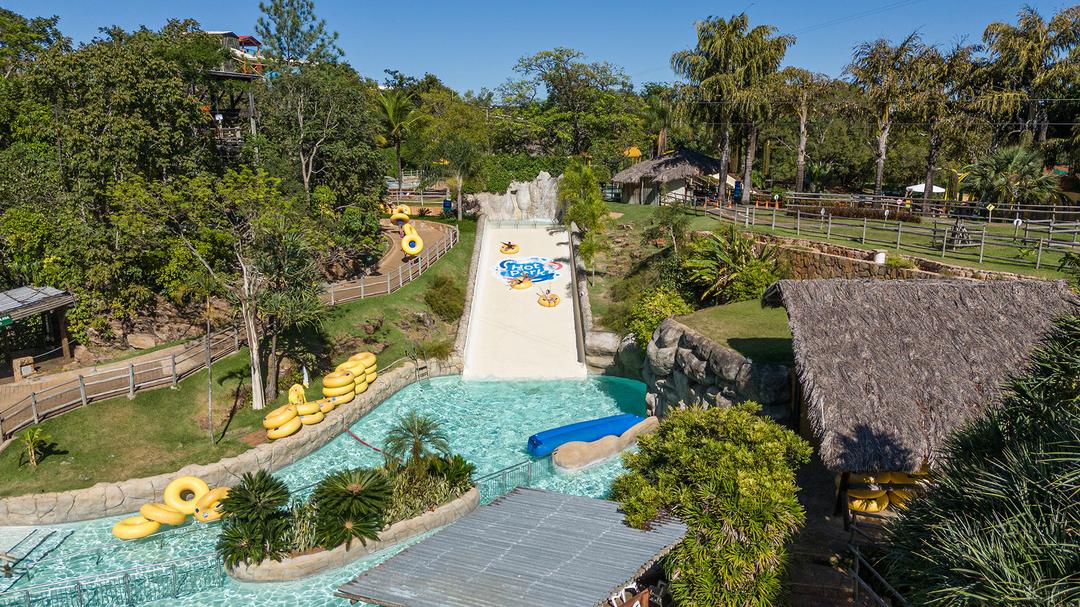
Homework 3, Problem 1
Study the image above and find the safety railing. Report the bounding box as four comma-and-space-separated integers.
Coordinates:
783, 192, 1080, 224
0, 222, 461, 439
474, 456, 556, 505
0, 552, 224, 607
710, 205, 1079, 273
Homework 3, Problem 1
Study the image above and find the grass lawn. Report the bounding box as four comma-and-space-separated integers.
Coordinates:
0, 218, 477, 497
676, 300, 793, 365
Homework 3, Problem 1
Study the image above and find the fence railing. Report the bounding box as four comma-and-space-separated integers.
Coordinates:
709, 205, 1078, 273
0, 552, 224, 607
0, 222, 460, 440
783, 192, 1080, 224
474, 456, 556, 505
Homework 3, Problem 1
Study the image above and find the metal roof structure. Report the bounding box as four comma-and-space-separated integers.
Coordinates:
336, 488, 686, 607
0, 287, 75, 321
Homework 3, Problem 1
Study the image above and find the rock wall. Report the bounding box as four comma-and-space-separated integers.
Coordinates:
0, 357, 464, 526
643, 318, 791, 420
471, 172, 560, 220
229, 487, 479, 582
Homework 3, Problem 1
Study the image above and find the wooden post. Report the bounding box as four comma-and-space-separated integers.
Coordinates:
58, 306, 71, 359
78, 375, 87, 407
771, 207, 777, 229
895, 221, 903, 250
30, 392, 39, 424
128, 364, 135, 399
826, 214, 832, 241
330, 285, 336, 305
171, 355, 178, 388
360, 281, 365, 299
1035, 239, 1043, 269
941, 225, 948, 257
979, 228, 986, 263
796, 210, 801, 235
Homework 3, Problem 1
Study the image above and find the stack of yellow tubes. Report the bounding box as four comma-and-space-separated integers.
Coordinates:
112, 476, 230, 539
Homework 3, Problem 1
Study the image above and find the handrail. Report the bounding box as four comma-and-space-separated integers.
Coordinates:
0, 221, 462, 439
0, 551, 220, 598
848, 543, 909, 607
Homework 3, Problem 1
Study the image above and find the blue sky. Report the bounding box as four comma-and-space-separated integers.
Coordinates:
8, 0, 1073, 92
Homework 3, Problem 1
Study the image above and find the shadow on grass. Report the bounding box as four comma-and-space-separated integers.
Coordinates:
727, 337, 794, 365
18, 442, 69, 468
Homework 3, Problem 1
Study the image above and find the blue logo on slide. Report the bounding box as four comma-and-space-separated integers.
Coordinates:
495, 257, 563, 283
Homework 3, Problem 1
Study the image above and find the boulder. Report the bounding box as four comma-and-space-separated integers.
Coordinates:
586, 331, 622, 357
708, 345, 747, 382
742, 363, 792, 406
611, 335, 645, 379
73, 345, 95, 365
646, 342, 678, 376
126, 332, 158, 350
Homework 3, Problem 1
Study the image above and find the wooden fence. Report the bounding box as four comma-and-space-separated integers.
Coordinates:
0, 222, 460, 440
709, 205, 1079, 271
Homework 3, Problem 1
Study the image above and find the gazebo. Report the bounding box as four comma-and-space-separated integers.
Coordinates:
611, 148, 721, 205
0, 286, 75, 380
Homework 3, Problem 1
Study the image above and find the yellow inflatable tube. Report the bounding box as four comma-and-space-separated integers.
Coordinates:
499, 243, 520, 254
394, 205, 411, 215
510, 278, 533, 290
317, 398, 336, 414
112, 515, 161, 540
389, 212, 410, 227
538, 294, 560, 307
296, 401, 321, 415
164, 476, 210, 515
267, 416, 302, 440
402, 234, 424, 256
194, 487, 230, 522
140, 502, 187, 526
349, 352, 376, 366
326, 391, 355, 406
262, 405, 297, 430
323, 383, 355, 398
323, 371, 355, 389
287, 384, 306, 405
299, 411, 325, 425
848, 493, 890, 513
336, 360, 365, 375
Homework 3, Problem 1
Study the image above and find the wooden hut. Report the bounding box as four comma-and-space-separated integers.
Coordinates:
762, 278, 1077, 514
610, 148, 721, 205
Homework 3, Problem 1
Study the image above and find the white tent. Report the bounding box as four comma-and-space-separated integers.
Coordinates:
905, 182, 946, 194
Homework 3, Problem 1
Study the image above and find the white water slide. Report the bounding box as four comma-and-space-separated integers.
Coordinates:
462, 221, 587, 380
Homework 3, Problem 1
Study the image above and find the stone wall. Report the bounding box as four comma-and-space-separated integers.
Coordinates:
229, 487, 479, 582
0, 357, 464, 526
470, 172, 560, 221
643, 318, 790, 420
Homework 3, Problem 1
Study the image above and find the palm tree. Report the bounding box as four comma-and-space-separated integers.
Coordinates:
963, 146, 1061, 210
847, 33, 923, 196
376, 89, 424, 201
682, 226, 779, 304
780, 68, 831, 193
434, 134, 482, 221
672, 14, 792, 207
383, 411, 451, 467
908, 44, 979, 208
981, 6, 1080, 144
642, 92, 677, 158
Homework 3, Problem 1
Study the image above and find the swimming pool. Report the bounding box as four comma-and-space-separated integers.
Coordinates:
1, 376, 645, 606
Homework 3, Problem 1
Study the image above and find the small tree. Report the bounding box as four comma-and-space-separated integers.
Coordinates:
885, 315, 1080, 606
383, 411, 451, 469
627, 287, 693, 348
376, 89, 425, 202
312, 468, 391, 550
21, 427, 50, 468
217, 470, 292, 567
641, 202, 691, 255
682, 226, 779, 305
433, 134, 483, 221
558, 159, 612, 268
612, 404, 811, 606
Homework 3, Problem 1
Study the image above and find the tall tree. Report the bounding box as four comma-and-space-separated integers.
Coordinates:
376, 89, 424, 202
847, 33, 923, 195
780, 68, 831, 192
0, 8, 65, 79
255, 0, 342, 65
908, 44, 979, 207
433, 135, 482, 221
672, 14, 791, 206
963, 145, 1061, 209
980, 5, 1080, 145
642, 90, 678, 158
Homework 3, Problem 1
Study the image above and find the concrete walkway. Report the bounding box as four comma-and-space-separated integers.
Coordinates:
462, 223, 586, 380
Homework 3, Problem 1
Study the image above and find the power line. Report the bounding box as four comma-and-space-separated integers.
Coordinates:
790, 0, 925, 35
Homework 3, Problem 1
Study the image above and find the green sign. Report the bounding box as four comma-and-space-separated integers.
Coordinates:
0, 316, 12, 328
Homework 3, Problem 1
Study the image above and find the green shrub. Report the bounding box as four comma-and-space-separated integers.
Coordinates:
216, 471, 292, 568
884, 255, 916, 269
427, 454, 476, 494
682, 227, 780, 305
885, 316, 1080, 606
383, 411, 451, 468
312, 468, 391, 550
611, 404, 811, 607
475, 154, 570, 193
384, 466, 456, 523
415, 336, 454, 360
627, 287, 693, 348
423, 274, 465, 322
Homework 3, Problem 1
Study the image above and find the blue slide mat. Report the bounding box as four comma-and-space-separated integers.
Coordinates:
527, 413, 645, 457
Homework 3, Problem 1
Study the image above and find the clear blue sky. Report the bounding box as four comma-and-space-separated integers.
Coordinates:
8, 0, 1073, 92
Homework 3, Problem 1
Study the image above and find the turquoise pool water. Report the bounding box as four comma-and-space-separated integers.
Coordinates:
1, 376, 645, 606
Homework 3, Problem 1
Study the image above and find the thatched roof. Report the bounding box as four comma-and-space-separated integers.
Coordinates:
611, 148, 721, 184
763, 278, 1078, 473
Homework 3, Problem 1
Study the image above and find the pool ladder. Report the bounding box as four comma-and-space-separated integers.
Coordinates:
0, 529, 73, 592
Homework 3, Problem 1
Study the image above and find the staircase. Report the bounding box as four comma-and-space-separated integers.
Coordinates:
0, 529, 73, 592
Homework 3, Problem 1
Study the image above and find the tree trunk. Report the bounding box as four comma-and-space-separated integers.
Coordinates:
1036, 105, 1049, 145
795, 98, 809, 193
395, 140, 403, 202
874, 105, 892, 196
717, 123, 731, 206
656, 127, 667, 158
742, 124, 757, 205
456, 172, 463, 221
923, 125, 940, 212
264, 332, 280, 403
206, 306, 213, 443
240, 299, 266, 410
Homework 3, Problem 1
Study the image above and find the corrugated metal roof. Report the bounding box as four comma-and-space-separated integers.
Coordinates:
337, 488, 686, 607
0, 286, 74, 321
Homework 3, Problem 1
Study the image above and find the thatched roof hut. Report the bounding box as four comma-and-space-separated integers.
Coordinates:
763, 278, 1077, 473
611, 148, 721, 185
610, 148, 722, 205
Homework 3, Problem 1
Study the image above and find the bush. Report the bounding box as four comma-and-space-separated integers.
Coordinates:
427, 454, 476, 494
682, 227, 780, 305
312, 468, 391, 550
611, 404, 811, 607
885, 316, 1080, 606
384, 466, 456, 523
217, 471, 292, 568
475, 154, 570, 194
884, 255, 916, 269
423, 274, 465, 323
627, 287, 694, 348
